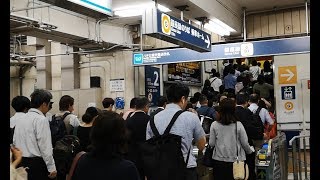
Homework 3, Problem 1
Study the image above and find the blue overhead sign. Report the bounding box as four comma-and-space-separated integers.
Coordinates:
142, 9, 211, 52
132, 36, 310, 66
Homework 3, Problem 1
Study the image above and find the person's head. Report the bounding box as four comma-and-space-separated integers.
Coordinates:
166, 82, 190, 110
251, 60, 258, 66
90, 111, 128, 158
218, 98, 238, 125
185, 102, 193, 110
30, 89, 53, 114
249, 93, 260, 104
233, 64, 238, 70
193, 92, 201, 101
204, 79, 211, 87
190, 97, 197, 107
59, 95, 74, 112
211, 68, 217, 75
219, 95, 227, 103
227, 93, 236, 101
135, 97, 150, 113
263, 61, 271, 72
11, 96, 31, 113
257, 75, 265, 84
199, 94, 208, 105
82, 107, 99, 124
236, 59, 242, 65
157, 96, 168, 108
129, 97, 137, 109
229, 68, 235, 75
257, 62, 261, 67
236, 93, 249, 106
102, 98, 115, 110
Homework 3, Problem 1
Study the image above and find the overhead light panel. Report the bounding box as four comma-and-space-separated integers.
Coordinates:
113, 2, 171, 17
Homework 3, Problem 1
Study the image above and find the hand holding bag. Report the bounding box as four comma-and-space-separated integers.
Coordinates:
233, 122, 249, 180
201, 144, 214, 167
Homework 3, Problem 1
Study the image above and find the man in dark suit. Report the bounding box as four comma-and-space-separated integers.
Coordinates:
235, 93, 256, 180
150, 96, 168, 117
125, 97, 151, 180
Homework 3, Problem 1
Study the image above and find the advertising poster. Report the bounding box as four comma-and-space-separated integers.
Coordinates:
145, 66, 160, 107
168, 62, 201, 85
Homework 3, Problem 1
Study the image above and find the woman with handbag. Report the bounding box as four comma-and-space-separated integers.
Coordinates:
209, 98, 255, 180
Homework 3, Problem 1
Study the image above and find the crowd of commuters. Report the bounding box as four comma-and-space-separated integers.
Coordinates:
10, 59, 276, 180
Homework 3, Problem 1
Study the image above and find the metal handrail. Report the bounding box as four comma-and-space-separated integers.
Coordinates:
289, 135, 310, 180
289, 135, 309, 146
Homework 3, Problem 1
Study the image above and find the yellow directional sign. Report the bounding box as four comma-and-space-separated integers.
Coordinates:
278, 66, 297, 84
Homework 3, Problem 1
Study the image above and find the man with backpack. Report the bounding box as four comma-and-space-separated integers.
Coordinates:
50, 95, 81, 180
196, 94, 216, 134
144, 82, 206, 180
50, 95, 80, 145
248, 94, 274, 150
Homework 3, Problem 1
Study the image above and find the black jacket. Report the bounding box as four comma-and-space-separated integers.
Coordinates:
235, 106, 255, 146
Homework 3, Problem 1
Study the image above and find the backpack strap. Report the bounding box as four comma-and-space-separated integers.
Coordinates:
210, 77, 218, 85
164, 110, 184, 135
150, 116, 160, 137
67, 151, 86, 180
62, 112, 72, 120
256, 107, 262, 115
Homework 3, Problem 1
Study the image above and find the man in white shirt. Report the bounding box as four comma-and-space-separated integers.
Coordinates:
249, 60, 261, 82
10, 96, 30, 144
248, 94, 274, 149
13, 89, 57, 180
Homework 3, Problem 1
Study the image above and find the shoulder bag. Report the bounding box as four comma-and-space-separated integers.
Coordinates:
233, 122, 249, 180
66, 151, 86, 180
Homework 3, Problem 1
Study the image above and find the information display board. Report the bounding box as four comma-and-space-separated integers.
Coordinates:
167, 62, 201, 85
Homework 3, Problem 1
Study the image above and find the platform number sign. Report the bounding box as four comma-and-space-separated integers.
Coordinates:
145, 66, 160, 107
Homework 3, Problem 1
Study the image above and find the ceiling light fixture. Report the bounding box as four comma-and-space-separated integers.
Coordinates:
113, 2, 171, 17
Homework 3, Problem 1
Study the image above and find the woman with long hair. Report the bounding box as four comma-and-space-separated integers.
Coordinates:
209, 98, 254, 180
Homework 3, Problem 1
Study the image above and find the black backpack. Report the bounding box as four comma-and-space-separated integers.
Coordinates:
250, 107, 264, 140
50, 112, 71, 146
53, 135, 81, 178
140, 110, 190, 180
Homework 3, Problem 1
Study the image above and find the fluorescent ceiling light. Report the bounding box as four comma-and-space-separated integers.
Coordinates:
211, 18, 236, 32
113, 2, 171, 17
204, 21, 230, 36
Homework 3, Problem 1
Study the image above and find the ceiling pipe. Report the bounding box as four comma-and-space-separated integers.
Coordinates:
243, 7, 246, 42
10, 60, 34, 65
11, 5, 51, 13
305, 1, 309, 35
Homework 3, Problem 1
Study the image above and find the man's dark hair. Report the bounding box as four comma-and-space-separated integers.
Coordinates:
59, 95, 74, 111
193, 92, 201, 101
157, 96, 168, 107
135, 97, 149, 110
11, 96, 31, 112
190, 97, 197, 104
199, 94, 208, 104
30, 89, 52, 108
166, 83, 190, 103
129, 97, 138, 108
90, 111, 128, 157
229, 68, 235, 75
236, 93, 248, 105
249, 94, 260, 104
251, 60, 258, 66
257, 75, 265, 84
102, 98, 115, 108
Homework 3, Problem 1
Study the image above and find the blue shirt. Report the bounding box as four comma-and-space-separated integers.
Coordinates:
196, 106, 216, 120
146, 103, 205, 168
224, 74, 237, 90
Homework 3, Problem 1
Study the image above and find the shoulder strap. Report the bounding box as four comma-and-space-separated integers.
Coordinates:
235, 121, 239, 159
127, 111, 134, 119
67, 151, 86, 180
150, 116, 160, 137
256, 107, 262, 115
164, 110, 184, 135
210, 77, 218, 85
62, 112, 72, 120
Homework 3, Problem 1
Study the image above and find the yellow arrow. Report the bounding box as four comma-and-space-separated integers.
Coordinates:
258, 170, 266, 179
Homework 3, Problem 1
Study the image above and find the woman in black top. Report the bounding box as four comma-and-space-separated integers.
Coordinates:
77, 107, 99, 152
72, 111, 140, 180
